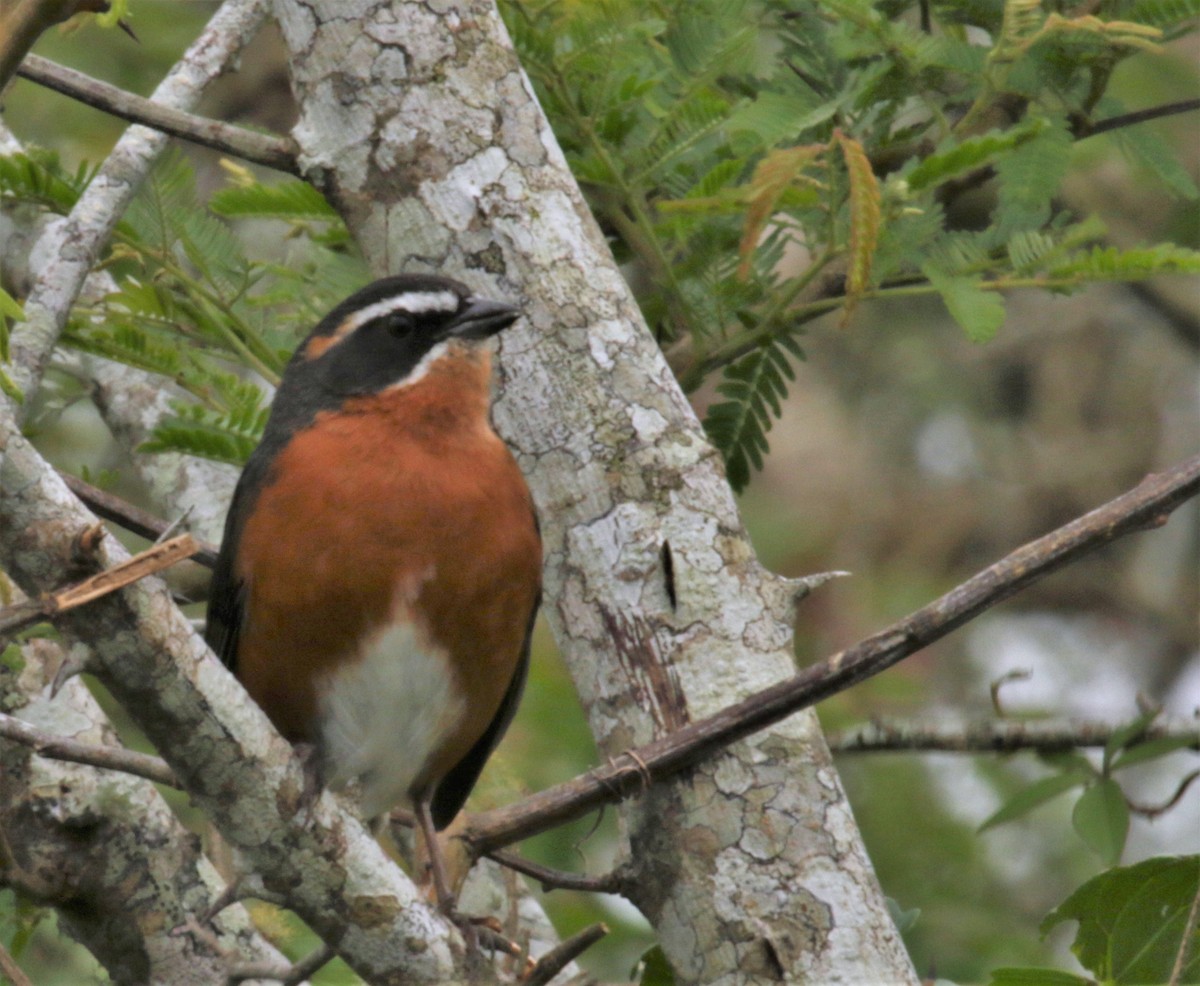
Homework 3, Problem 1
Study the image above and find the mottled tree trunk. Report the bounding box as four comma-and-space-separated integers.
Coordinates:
273, 1, 917, 982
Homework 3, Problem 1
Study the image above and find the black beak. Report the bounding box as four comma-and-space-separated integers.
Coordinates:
447, 297, 522, 341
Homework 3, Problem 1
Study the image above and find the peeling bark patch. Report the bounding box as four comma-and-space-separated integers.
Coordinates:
598, 605, 688, 735
348, 893, 402, 929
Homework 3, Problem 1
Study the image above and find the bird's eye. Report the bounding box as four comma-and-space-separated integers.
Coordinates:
379, 312, 414, 337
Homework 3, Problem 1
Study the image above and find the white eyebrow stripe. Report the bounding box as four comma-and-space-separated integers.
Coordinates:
344, 290, 460, 332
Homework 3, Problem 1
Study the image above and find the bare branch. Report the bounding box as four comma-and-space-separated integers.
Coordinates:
0, 533, 199, 634
827, 717, 1200, 754
0, 710, 179, 787
16, 54, 300, 174
485, 849, 624, 895
58, 471, 220, 567
525, 924, 608, 986
464, 453, 1200, 854
0, 639, 293, 981
1083, 99, 1200, 138
1127, 770, 1200, 819
0, 939, 34, 986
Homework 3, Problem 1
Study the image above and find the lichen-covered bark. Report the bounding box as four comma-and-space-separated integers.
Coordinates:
0, 425, 462, 984
0, 639, 287, 985
273, 2, 918, 982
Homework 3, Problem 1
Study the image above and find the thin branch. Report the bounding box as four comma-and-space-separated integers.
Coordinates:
58, 471, 220, 567
227, 943, 335, 985
485, 848, 624, 894
0, 711, 180, 788
281, 945, 336, 986
1082, 99, 1200, 139
463, 453, 1200, 855
0, 938, 34, 986
1127, 770, 1200, 820
16, 54, 300, 175
525, 923, 608, 986
827, 717, 1200, 754
0, 533, 199, 634
5, 0, 269, 404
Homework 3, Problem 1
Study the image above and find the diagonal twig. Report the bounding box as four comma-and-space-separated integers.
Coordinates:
463, 453, 1200, 854
58, 471, 219, 567
0, 533, 199, 635
16, 54, 300, 174
0, 711, 179, 788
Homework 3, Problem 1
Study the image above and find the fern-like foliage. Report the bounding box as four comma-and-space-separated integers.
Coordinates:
5, 1, 1195, 488
500, 0, 1198, 488
31, 152, 368, 466
703, 334, 804, 492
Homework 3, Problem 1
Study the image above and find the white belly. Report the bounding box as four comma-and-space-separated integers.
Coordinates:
318, 621, 464, 819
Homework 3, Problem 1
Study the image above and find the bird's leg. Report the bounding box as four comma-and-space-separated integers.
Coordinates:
413, 795, 457, 915
411, 799, 526, 964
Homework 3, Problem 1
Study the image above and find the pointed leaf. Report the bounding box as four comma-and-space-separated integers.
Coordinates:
979, 771, 1087, 832
1072, 779, 1129, 865
737, 144, 824, 278
835, 129, 882, 326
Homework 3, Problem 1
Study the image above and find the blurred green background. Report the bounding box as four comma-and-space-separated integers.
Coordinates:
1, 2, 1197, 983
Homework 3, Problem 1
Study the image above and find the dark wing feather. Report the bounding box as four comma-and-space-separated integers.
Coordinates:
204, 456, 272, 672
430, 590, 540, 830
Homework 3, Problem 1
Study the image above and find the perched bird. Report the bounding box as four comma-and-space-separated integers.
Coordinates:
205, 274, 542, 909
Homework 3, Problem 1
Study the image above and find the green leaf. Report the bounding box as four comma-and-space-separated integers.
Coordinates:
979, 770, 1088, 832
636, 945, 676, 986
0, 286, 24, 322
1103, 708, 1161, 774
140, 400, 268, 467
0, 369, 22, 404
1113, 126, 1200, 201
209, 180, 341, 222
1129, 0, 1200, 30
0, 150, 91, 213
1072, 779, 1129, 865
1048, 244, 1200, 283
923, 265, 1007, 342
993, 118, 1073, 238
1111, 734, 1200, 771
906, 120, 1044, 193
703, 335, 803, 491
987, 968, 1096, 986
886, 896, 921, 933
1042, 855, 1200, 985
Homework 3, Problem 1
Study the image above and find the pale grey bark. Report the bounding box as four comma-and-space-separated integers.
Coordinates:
0, 637, 289, 986
3, 0, 270, 407
0, 425, 467, 983
273, 1, 918, 983
1, 24, 573, 982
